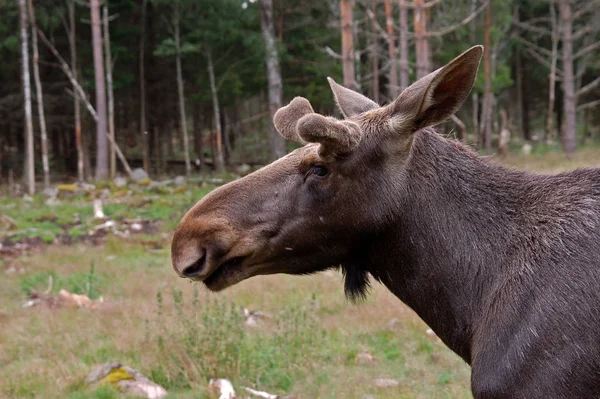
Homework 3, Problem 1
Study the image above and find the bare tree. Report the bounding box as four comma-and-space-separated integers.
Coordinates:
140, 0, 149, 173
370, 0, 380, 102
27, 0, 49, 189
68, 0, 84, 181
103, 5, 116, 178
398, 0, 409, 91
413, 0, 429, 79
383, 0, 398, 98
259, 0, 286, 160
481, 0, 493, 154
18, 0, 35, 194
207, 51, 225, 173
547, 0, 559, 141
340, 0, 356, 90
90, 0, 108, 180
559, 0, 576, 156
174, 0, 192, 175
37, 28, 133, 178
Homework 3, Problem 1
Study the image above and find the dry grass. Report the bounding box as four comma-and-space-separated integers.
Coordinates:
0, 239, 470, 399
4, 148, 600, 398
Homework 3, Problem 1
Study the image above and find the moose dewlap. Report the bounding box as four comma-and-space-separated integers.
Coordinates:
171, 46, 600, 398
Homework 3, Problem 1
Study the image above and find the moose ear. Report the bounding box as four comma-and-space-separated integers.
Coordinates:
388, 45, 483, 132
327, 77, 379, 118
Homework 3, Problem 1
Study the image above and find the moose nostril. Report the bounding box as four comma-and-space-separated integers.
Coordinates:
181, 249, 207, 278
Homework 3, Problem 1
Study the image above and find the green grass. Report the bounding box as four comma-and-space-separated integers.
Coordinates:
5, 150, 600, 398
0, 240, 472, 399
0, 184, 214, 244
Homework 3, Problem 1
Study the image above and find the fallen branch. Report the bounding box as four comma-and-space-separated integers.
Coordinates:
36, 27, 134, 180
243, 387, 279, 399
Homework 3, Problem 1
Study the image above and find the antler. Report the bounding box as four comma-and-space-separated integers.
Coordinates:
273, 97, 313, 144
273, 96, 362, 160
297, 114, 362, 159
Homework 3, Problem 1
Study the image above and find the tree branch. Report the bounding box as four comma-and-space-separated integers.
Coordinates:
425, 0, 490, 38
37, 27, 133, 178
577, 99, 600, 111
573, 0, 600, 20
577, 76, 600, 98
513, 35, 555, 58
574, 41, 600, 59
513, 20, 552, 37
365, 8, 391, 43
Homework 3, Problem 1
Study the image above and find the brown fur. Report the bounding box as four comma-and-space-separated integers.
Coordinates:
171, 46, 600, 397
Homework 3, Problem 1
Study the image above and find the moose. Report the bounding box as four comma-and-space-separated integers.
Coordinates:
171, 46, 600, 398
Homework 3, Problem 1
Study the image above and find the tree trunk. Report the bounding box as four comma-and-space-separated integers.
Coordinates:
103, 5, 116, 178
140, 0, 149, 173
383, 0, 398, 99
414, 0, 428, 79
514, 50, 525, 142
472, 92, 479, 145
36, 26, 133, 179
398, 0, 409, 91
340, 0, 356, 90
207, 51, 225, 173
174, 0, 192, 176
370, 0, 380, 102
546, 0, 559, 141
91, 0, 108, 180
19, 0, 35, 194
259, 0, 286, 160
193, 101, 204, 170
27, 0, 49, 189
68, 0, 83, 182
481, 1, 493, 154
559, 0, 576, 156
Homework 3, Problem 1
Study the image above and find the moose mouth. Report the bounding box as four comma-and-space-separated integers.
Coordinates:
202, 256, 248, 291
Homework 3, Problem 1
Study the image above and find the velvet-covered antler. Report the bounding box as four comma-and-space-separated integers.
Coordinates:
273, 96, 362, 160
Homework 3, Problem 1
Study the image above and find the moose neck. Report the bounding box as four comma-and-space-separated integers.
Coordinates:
366, 130, 529, 364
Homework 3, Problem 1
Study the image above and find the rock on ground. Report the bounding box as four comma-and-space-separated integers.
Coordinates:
86, 362, 167, 399
131, 168, 149, 183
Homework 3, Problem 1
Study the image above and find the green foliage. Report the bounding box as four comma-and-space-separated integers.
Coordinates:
20, 262, 103, 299
150, 287, 325, 393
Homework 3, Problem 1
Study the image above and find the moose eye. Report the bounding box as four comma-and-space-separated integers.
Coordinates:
311, 165, 328, 177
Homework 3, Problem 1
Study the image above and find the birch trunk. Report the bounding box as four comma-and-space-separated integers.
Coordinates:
140, 0, 149, 173
207, 51, 225, 173
27, 0, 49, 189
547, 0, 558, 141
103, 5, 116, 178
68, 0, 84, 182
340, 0, 356, 90
481, 1, 493, 154
259, 0, 286, 160
559, 0, 576, 156
19, 0, 35, 194
37, 27, 134, 179
174, 0, 192, 175
398, 0, 409, 91
91, 0, 108, 180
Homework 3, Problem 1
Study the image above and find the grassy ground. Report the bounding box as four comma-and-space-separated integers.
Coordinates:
2, 147, 600, 399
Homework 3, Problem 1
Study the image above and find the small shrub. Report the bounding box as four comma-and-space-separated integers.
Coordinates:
149, 287, 325, 394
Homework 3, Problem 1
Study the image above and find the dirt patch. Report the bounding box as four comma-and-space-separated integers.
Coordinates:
1, 219, 163, 260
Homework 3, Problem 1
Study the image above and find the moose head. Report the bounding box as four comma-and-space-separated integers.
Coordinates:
171, 46, 483, 297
